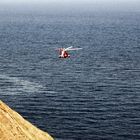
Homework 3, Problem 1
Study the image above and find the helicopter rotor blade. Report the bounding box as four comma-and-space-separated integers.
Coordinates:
64, 46, 73, 51
65, 46, 82, 51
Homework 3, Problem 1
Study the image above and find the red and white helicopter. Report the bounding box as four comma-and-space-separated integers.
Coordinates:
58, 46, 82, 58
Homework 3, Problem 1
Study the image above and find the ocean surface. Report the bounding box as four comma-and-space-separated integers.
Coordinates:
0, 11, 140, 140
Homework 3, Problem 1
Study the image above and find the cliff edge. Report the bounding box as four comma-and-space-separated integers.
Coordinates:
0, 100, 54, 140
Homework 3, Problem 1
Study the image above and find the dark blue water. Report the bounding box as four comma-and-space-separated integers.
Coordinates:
0, 11, 140, 140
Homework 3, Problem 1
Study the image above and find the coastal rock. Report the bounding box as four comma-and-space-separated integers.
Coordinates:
0, 100, 53, 140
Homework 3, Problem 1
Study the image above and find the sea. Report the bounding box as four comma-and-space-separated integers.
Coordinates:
0, 9, 140, 140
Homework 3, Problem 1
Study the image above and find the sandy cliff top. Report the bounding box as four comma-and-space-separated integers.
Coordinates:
0, 100, 54, 140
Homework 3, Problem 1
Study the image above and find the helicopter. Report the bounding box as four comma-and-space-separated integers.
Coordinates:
58, 46, 82, 58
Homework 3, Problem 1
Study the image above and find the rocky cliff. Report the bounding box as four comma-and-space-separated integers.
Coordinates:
0, 100, 53, 140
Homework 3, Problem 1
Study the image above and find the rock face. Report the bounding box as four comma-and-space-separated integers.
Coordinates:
0, 100, 54, 140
